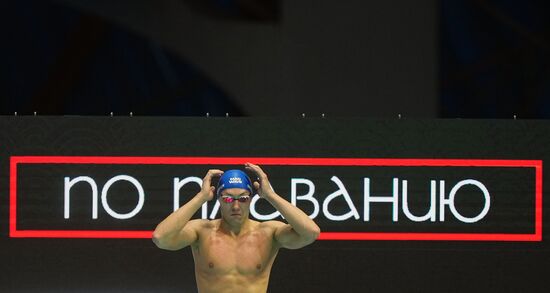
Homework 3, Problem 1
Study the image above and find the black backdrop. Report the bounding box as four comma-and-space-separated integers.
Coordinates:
1, 117, 549, 292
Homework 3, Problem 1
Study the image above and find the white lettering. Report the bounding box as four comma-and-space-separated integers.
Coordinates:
209, 201, 220, 219
364, 178, 399, 221
173, 176, 204, 215
291, 178, 319, 219
63, 174, 491, 224
402, 180, 436, 222
101, 175, 144, 219
64, 176, 98, 219
447, 179, 491, 223
323, 176, 360, 221
250, 194, 280, 220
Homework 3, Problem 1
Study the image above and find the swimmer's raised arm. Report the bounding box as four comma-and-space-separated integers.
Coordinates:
245, 163, 321, 249
152, 169, 223, 250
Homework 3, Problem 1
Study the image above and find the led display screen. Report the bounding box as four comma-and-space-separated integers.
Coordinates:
1, 117, 548, 292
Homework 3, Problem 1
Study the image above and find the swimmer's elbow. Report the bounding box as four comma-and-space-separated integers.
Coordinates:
152, 231, 166, 249
153, 229, 191, 251
152, 231, 179, 251
300, 225, 321, 246
307, 225, 321, 243
312, 225, 321, 240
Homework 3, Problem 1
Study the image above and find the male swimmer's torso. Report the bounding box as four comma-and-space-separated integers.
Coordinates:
153, 164, 320, 293
191, 219, 280, 293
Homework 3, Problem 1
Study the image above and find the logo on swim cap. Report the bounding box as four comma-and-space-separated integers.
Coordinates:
217, 169, 253, 197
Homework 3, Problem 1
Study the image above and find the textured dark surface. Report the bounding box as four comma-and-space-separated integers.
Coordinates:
1, 117, 549, 292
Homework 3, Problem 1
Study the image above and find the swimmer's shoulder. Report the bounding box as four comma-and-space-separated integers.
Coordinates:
189, 218, 217, 232
257, 220, 287, 232
189, 219, 218, 248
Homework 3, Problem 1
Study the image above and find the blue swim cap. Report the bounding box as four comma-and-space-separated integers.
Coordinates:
217, 169, 253, 197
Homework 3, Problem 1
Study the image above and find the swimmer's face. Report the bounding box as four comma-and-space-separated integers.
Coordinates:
219, 188, 251, 224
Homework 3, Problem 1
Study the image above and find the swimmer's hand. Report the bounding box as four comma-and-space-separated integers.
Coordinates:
244, 163, 274, 199
198, 169, 224, 201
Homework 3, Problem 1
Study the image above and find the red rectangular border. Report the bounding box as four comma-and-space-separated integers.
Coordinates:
9, 156, 543, 241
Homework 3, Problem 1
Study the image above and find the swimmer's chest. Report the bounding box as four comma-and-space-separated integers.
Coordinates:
194, 230, 275, 275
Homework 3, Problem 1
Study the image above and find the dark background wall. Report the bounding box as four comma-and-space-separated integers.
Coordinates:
3, 0, 548, 118
2, 0, 439, 117
2, 0, 548, 118
440, 0, 550, 118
